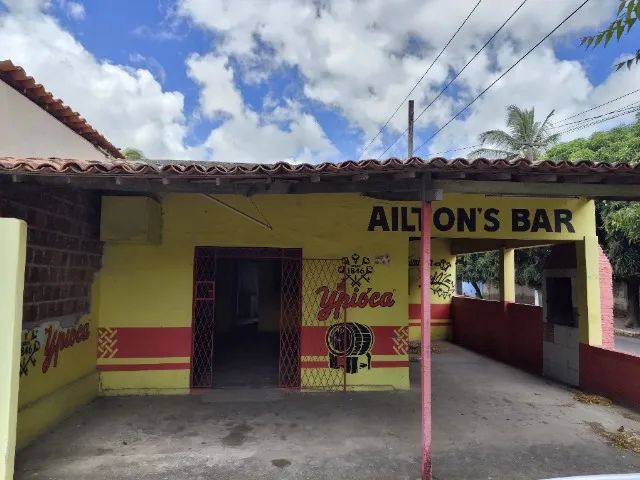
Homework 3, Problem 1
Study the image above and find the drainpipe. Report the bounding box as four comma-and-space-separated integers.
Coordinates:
420, 199, 432, 480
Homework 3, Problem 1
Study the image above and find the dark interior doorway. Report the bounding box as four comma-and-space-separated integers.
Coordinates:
191, 247, 302, 389
212, 258, 281, 387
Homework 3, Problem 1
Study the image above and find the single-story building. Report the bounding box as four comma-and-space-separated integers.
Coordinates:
2, 154, 640, 480
2, 58, 640, 480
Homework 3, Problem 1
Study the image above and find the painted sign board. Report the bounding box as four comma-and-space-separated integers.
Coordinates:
367, 194, 594, 240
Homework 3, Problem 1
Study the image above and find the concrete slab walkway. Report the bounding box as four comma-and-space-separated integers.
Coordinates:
15, 343, 640, 480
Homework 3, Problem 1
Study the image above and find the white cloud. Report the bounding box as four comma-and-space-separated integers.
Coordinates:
177, 0, 634, 158
187, 54, 244, 119
129, 52, 167, 84
0, 0, 338, 162
1, 0, 50, 14
187, 53, 338, 163
65, 1, 85, 20
1, 0, 636, 163
0, 2, 198, 159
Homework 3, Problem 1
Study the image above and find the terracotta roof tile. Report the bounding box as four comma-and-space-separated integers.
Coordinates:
0, 156, 638, 178
0, 60, 123, 159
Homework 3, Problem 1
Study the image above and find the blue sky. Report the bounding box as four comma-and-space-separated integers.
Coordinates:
1, 0, 639, 161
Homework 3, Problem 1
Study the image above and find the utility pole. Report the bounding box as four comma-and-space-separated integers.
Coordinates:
408, 99, 415, 158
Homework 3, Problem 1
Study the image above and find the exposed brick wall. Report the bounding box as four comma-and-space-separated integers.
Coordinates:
0, 186, 103, 325
598, 245, 615, 349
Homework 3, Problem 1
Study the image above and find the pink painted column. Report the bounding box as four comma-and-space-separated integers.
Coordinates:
420, 201, 432, 480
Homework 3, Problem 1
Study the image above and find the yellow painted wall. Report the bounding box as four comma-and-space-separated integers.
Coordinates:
99, 193, 411, 391
97, 193, 597, 392
16, 307, 99, 449
101, 196, 162, 244
0, 219, 26, 480
410, 194, 593, 240
408, 239, 456, 342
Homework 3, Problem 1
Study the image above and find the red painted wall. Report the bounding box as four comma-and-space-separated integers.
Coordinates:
506, 303, 544, 373
451, 296, 543, 374
580, 343, 640, 408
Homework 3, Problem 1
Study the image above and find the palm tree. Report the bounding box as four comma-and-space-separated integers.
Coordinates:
470, 105, 560, 160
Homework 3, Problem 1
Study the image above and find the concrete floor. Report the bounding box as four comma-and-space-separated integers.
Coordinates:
15, 343, 640, 480
616, 335, 640, 356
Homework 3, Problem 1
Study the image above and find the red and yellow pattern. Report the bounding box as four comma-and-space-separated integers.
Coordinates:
96, 327, 191, 372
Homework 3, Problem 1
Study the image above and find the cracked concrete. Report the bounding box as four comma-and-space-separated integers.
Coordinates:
14, 342, 640, 479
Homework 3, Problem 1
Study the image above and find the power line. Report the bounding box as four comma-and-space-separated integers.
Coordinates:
377, 0, 528, 159
358, 0, 483, 159
423, 143, 483, 157
418, 106, 638, 160
412, 0, 593, 156
551, 101, 640, 130
554, 105, 640, 136
553, 88, 640, 124
417, 98, 639, 160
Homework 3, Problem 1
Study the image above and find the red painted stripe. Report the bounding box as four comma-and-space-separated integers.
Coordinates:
301, 325, 409, 356
371, 326, 409, 354
107, 327, 191, 358
301, 361, 327, 368
301, 360, 409, 369
409, 303, 450, 320
97, 363, 190, 372
301, 327, 327, 357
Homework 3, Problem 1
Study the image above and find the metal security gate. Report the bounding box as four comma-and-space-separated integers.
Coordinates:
190, 247, 302, 389
279, 257, 302, 388
301, 259, 348, 391
191, 248, 216, 388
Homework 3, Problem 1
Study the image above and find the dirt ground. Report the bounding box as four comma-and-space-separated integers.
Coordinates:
15, 342, 640, 480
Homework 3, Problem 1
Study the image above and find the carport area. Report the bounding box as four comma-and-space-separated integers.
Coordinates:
15, 343, 640, 480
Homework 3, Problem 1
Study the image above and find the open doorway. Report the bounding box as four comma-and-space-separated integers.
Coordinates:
191, 247, 302, 389
212, 258, 281, 387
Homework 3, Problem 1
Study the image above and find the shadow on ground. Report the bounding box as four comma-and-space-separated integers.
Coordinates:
15, 343, 640, 480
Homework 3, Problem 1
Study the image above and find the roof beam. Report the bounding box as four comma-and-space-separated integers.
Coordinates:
451, 238, 567, 255
9, 175, 436, 197
394, 170, 416, 180
434, 179, 640, 199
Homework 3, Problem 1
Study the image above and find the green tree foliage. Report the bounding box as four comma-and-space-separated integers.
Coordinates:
459, 105, 561, 299
547, 121, 640, 326
470, 105, 560, 160
602, 201, 640, 326
515, 248, 550, 290
580, 0, 640, 70
456, 248, 549, 299
606, 203, 640, 244
546, 121, 640, 162
456, 251, 499, 299
120, 147, 145, 160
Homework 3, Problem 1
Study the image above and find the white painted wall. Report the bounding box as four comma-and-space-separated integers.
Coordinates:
0, 82, 109, 159
542, 268, 580, 386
